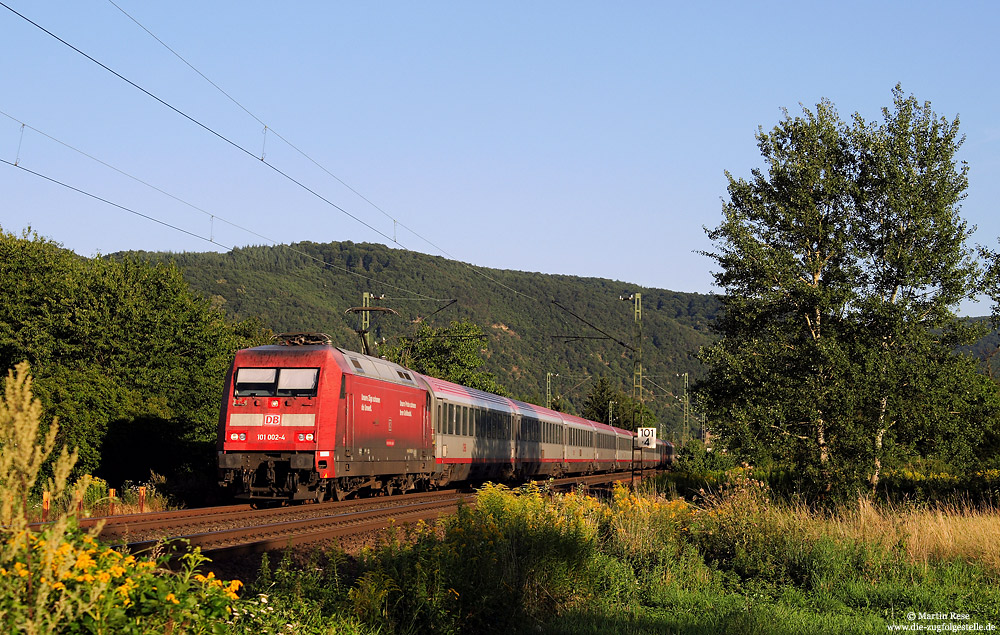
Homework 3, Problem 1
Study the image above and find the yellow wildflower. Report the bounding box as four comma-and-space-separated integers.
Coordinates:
75, 552, 96, 571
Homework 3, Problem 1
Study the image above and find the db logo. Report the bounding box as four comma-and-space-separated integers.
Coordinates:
263, 414, 281, 426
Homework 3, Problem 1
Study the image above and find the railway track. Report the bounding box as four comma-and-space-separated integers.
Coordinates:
51, 472, 650, 566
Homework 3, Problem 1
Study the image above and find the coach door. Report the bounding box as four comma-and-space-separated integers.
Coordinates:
423, 394, 431, 455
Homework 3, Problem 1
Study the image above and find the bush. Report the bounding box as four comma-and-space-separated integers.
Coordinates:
0, 363, 242, 633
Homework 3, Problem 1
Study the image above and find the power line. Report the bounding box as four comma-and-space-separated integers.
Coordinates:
551, 300, 634, 351
0, 109, 450, 302
2, 157, 232, 250
0, 109, 274, 246
105, 0, 445, 256
104, 0, 539, 303
4, 1, 542, 305
0, 1, 399, 247
0, 156, 452, 302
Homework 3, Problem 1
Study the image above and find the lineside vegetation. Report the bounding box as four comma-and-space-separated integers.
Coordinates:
4, 365, 1000, 632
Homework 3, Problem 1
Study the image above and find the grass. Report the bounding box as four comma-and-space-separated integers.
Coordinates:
236, 471, 1000, 634
6, 359, 1000, 632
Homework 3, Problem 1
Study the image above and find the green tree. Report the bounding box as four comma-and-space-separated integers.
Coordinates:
696, 88, 995, 495
0, 228, 269, 481
580, 376, 656, 431
581, 376, 623, 425
382, 320, 510, 396
697, 98, 856, 488
849, 87, 983, 487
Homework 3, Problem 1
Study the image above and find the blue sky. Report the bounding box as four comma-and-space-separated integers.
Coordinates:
2, 1, 998, 314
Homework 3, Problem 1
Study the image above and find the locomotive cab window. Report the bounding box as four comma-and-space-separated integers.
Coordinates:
235, 368, 276, 396
277, 368, 319, 396
234, 368, 319, 397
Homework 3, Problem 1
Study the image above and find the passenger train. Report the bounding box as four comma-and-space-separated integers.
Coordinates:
217, 333, 672, 502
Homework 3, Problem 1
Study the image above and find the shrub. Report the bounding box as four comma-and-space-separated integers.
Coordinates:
0, 362, 241, 633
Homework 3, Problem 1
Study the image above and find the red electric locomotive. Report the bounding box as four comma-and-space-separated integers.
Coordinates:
217, 333, 672, 502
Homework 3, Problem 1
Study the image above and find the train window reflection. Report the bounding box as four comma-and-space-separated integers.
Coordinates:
235, 368, 277, 396
277, 368, 319, 396
235, 367, 320, 397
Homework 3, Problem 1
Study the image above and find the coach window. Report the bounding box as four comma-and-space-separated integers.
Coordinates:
462, 407, 468, 436
447, 404, 454, 435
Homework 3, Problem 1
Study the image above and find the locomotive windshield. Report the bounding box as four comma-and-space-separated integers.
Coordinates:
234, 367, 319, 397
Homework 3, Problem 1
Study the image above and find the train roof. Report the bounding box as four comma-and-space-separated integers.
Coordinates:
235, 344, 341, 363
417, 374, 517, 413
560, 413, 629, 437
335, 348, 421, 389
237, 343, 647, 441
508, 399, 563, 423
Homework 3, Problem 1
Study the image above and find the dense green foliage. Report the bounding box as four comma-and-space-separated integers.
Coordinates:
229, 478, 1000, 634
0, 362, 249, 635
125, 240, 718, 435
0, 229, 269, 485
696, 87, 1000, 496
580, 375, 652, 431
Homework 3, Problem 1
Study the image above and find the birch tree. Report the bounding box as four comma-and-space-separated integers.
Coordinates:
696, 87, 993, 495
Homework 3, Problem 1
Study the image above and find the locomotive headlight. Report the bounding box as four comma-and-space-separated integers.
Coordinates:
306, 433, 314, 441
239, 433, 246, 441
230, 433, 238, 441
298, 433, 305, 441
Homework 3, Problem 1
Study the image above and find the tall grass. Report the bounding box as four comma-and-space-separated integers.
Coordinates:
828, 497, 1000, 573
255, 470, 1000, 634
0, 363, 243, 633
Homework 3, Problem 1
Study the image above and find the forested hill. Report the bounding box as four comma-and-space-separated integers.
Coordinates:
124, 240, 720, 436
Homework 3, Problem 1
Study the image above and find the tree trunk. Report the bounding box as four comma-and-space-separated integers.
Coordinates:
870, 395, 888, 490
816, 415, 830, 491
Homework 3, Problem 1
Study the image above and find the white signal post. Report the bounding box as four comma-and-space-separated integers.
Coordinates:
637, 427, 657, 449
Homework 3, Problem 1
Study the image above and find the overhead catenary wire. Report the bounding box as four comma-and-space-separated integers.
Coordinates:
0, 156, 452, 303
3, 1, 541, 305
0, 111, 451, 303
117, 0, 538, 306
6, 2, 659, 375
105, 0, 440, 254
0, 1, 398, 247
0, 109, 274, 246
1, 157, 233, 251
